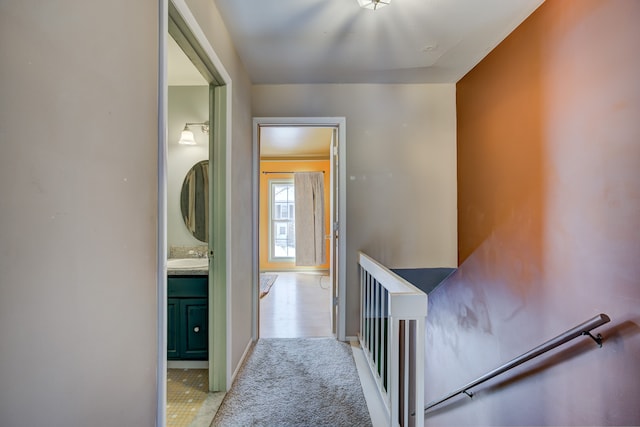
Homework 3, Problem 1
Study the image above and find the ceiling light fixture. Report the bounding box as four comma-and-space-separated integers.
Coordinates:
178, 121, 209, 145
357, 0, 390, 10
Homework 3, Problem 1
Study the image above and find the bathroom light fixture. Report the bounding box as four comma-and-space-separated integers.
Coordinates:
357, 0, 390, 10
178, 121, 209, 145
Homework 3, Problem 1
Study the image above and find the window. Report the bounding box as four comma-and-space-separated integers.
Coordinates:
270, 180, 295, 259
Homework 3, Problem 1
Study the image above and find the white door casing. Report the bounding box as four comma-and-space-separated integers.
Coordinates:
252, 117, 347, 341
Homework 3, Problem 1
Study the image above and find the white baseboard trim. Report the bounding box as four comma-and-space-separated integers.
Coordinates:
260, 269, 329, 274
350, 339, 388, 427
230, 339, 255, 387
167, 360, 208, 369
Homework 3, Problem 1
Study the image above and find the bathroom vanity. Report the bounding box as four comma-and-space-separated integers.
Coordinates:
167, 269, 208, 360
167, 158, 210, 361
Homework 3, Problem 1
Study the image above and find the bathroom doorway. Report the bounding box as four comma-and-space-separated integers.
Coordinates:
166, 31, 215, 427
160, 1, 231, 426
252, 118, 347, 341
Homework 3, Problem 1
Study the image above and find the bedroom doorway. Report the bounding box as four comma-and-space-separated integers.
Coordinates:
252, 118, 346, 341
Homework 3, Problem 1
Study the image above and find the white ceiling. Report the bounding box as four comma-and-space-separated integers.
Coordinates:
260, 127, 332, 159
213, 0, 545, 84
169, 0, 545, 156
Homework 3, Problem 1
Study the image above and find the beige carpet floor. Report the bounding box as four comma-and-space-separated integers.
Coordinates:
212, 338, 372, 426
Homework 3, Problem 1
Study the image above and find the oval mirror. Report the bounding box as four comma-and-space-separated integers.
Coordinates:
180, 160, 209, 242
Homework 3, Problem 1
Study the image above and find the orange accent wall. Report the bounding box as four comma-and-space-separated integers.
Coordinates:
426, 1, 640, 425
259, 160, 331, 271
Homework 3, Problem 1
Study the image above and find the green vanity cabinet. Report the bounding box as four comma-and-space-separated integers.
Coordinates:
167, 276, 208, 360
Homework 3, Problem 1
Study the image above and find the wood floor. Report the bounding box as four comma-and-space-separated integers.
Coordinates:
259, 271, 333, 338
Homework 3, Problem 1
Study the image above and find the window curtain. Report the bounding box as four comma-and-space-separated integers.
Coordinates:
294, 172, 326, 266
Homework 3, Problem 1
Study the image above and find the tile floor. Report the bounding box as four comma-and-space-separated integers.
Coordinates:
166, 369, 209, 427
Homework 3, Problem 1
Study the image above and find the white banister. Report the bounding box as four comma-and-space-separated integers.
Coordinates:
358, 252, 427, 427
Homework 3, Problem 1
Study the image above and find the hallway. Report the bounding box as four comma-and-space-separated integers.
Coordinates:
259, 271, 332, 338
254, 271, 385, 426
211, 338, 372, 426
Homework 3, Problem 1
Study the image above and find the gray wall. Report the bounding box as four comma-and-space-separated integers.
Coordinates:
185, 0, 255, 382
426, 1, 640, 425
0, 0, 257, 424
167, 85, 209, 249
252, 84, 458, 336
0, 0, 159, 426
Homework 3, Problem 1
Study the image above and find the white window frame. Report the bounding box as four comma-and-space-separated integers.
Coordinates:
268, 179, 295, 261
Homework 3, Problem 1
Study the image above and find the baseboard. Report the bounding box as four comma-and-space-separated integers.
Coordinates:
260, 269, 329, 274
167, 360, 208, 369
230, 339, 255, 388
350, 339, 388, 427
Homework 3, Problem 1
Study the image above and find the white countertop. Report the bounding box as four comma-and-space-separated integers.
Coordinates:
167, 258, 208, 276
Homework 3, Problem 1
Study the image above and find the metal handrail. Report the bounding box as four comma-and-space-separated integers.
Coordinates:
424, 313, 611, 413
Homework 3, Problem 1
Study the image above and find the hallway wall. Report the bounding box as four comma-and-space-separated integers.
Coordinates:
0, 0, 158, 425
426, 1, 640, 425
185, 0, 255, 388
0, 0, 256, 425
252, 84, 458, 336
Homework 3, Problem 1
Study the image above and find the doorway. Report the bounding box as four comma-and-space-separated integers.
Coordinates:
159, 1, 231, 426
166, 31, 212, 426
252, 118, 347, 342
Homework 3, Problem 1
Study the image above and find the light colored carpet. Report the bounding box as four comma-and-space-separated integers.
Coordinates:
259, 274, 278, 298
212, 338, 373, 427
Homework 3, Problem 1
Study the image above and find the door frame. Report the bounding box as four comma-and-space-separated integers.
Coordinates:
159, 0, 232, 424
252, 117, 347, 341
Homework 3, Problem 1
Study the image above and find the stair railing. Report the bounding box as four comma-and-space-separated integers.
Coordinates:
359, 251, 428, 427
424, 313, 611, 414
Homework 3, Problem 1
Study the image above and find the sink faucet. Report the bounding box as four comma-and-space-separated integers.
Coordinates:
188, 249, 208, 258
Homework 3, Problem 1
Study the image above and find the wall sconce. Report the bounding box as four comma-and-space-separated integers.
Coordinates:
178, 121, 209, 145
357, 0, 390, 10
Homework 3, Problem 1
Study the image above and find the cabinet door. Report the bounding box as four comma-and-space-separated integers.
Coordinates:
167, 299, 180, 360
181, 298, 208, 360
